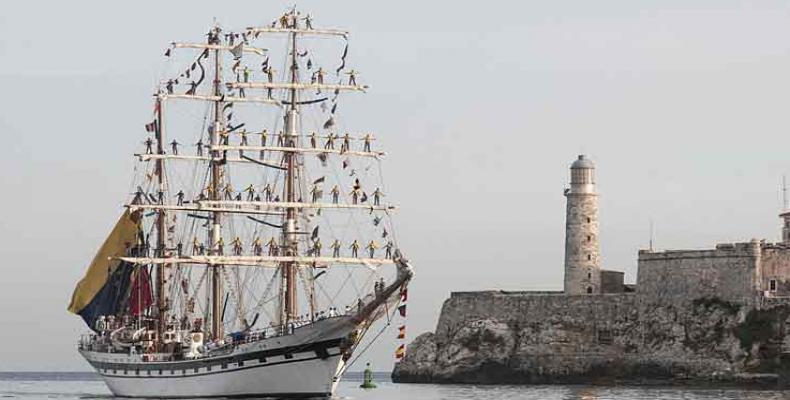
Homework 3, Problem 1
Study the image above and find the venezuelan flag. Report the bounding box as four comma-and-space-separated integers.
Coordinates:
68, 210, 145, 330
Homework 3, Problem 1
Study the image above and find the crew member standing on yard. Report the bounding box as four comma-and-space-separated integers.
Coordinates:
223, 184, 234, 200
244, 184, 255, 201
324, 132, 336, 150
310, 185, 322, 202
232, 237, 243, 256
350, 239, 360, 258
186, 80, 198, 95
363, 133, 373, 152
331, 185, 340, 204
252, 237, 263, 256
239, 129, 249, 157
216, 237, 225, 255
331, 239, 342, 257
312, 239, 322, 257
260, 129, 269, 159
346, 70, 359, 86
195, 138, 204, 156
175, 190, 185, 206
277, 130, 285, 147
265, 67, 276, 99
309, 131, 318, 148
341, 132, 351, 153
350, 187, 361, 205
263, 183, 273, 201
261, 128, 269, 145
384, 241, 394, 259
267, 237, 279, 256
366, 240, 378, 258
372, 188, 384, 206
145, 138, 154, 154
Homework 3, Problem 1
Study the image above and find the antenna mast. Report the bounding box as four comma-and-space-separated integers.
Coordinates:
649, 218, 654, 252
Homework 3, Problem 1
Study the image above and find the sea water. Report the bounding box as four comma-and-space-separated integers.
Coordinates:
1, 372, 789, 400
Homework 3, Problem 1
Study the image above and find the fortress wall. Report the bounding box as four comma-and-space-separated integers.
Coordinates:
600, 270, 625, 293
435, 291, 638, 352
761, 245, 790, 296
636, 242, 760, 304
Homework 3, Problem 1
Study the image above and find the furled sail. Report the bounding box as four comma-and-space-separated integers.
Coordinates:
128, 266, 153, 316
68, 210, 145, 330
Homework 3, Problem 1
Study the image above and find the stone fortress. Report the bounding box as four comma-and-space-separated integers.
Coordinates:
393, 155, 790, 386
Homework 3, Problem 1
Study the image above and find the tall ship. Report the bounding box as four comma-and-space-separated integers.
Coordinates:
68, 9, 413, 398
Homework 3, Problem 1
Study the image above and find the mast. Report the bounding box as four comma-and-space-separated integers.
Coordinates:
209, 25, 224, 340
155, 95, 167, 344
281, 18, 299, 327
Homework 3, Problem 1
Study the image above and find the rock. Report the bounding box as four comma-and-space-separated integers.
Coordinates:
391, 332, 437, 383
391, 291, 790, 386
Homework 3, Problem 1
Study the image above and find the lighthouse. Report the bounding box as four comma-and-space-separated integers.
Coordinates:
563, 155, 601, 295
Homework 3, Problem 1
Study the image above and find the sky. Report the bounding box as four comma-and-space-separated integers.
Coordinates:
3, 0, 790, 371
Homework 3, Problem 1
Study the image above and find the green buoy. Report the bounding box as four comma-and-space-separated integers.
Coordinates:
359, 363, 377, 389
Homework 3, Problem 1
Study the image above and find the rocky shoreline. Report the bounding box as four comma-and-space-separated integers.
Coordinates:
391, 292, 790, 387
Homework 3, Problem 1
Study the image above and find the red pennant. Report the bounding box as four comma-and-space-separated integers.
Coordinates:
398, 304, 406, 317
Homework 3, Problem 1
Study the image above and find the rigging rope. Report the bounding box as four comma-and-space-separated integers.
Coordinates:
339, 302, 399, 375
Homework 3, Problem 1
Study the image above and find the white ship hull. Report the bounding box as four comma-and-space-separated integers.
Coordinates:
98, 350, 343, 398
80, 317, 353, 398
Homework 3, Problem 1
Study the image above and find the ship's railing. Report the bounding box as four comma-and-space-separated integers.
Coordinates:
77, 315, 350, 354
77, 300, 374, 358
217, 313, 350, 349
78, 334, 113, 352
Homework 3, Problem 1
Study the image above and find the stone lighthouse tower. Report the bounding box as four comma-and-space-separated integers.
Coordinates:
563, 155, 601, 295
